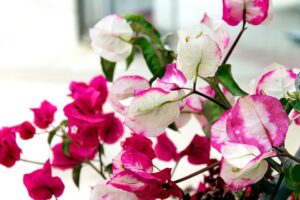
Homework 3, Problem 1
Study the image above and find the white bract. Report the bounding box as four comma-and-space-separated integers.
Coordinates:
90, 14, 133, 62
176, 26, 222, 79
125, 88, 180, 137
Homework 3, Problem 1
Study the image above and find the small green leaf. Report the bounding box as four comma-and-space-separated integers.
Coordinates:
125, 14, 161, 44
133, 37, 165, 78
126, 48, 135, 70
291, 100, 300, 113
291, 165, 300, 182
215, 64, 248, 96
60, 120, 68, 127
47, 127, 58, 145
100, 57, 116, 82
72, 164, 82, 188
105, 163, 113, 174
62, 141, 71, 157
168, 122, 178, 132
202, 100, 225, 138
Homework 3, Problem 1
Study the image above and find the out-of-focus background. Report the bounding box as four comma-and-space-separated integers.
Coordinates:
0, 0, 299, 199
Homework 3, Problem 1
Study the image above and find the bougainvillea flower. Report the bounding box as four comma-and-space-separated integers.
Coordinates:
0, 127, 21, 167
23, 160, 65, 200
125, 88, 180, 137
15, 121, 36, 140
89, 14, 133, 62
201, 13, 230, 49
210, 110, 231, 152
31, 100, 57, 129
226, 95, 289, 152
292, 111, 300, 125
51, 142, 97, 170
90, 182, 138, 200
154, 133, 179, 162
69, 75, 108, 113
255, 64, 297, 98
98, 114, 124, 144
109, 75, 150, 115
179, 134, 210, 165
222, 0, 272, 26
177, 27, 222, 79
110, 168, 182, 199
152, 63, 187, 90
121, 134, 156, 160
220, 143, 276, 189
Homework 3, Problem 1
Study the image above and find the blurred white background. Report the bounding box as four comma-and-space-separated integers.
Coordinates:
0, 0, 300, 199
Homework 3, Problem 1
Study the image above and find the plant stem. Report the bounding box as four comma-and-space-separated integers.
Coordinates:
193, 90, 228, 109
174, 161, 220, 183
98, 145, 107, 179
267, 158, 282, 173
221, 20, 247, 66
269, 173, 284, 200
20, 158, 74, 167
274, 147, 300, 163
172, 159, 180, 177
85, 160, 106, 180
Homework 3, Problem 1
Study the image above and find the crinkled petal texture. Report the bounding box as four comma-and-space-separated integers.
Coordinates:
109, 75, 150, 115
31, 100, 57, 129
89, 14, 133, 62
201, 13, 230, 49
152, 63, 187, 90
226, 95, 289, 152
90, 182, 138, 200
222, 0, 270, 26
220, 143, 276, 190
256, 64, 297, 98
210, 110, 231, 152
0, 128, 21, 167
125, 88, 180, 137
177, 30, 222, 79
23, 161, 65, 200
16, 121, 36, 140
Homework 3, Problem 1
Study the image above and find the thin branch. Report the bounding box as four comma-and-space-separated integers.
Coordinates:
193, 90, 228, 110
20, 158, 74, 167
172, 160, 180, 177
98, 145, 107, 179
174, 161, 220, 183
85, 160, 106, 180
269, 173, 284, 200
221, 19, 247, 66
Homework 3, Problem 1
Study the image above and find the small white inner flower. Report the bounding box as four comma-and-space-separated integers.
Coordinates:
71, 126, 78, 134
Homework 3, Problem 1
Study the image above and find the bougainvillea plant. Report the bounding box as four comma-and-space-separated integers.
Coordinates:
1, 0, 300, 199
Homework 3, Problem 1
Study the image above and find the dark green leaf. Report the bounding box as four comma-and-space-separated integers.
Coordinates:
126, 48, 135, 70
291, 100, 300, 113
168, 122, 178, 132
133, 37, 165, 78
105, 163, 113, 174
47, 127, 58, 145
284, 164, 300, 191
125, 14, 161, 44
280, 98, 293, 114
202, 100, 225, 138
100, 57, 116, 82
72, 164, 82, 188
60, 120, 68, 127
62, 141, 71, 157
215, 64, 248, 96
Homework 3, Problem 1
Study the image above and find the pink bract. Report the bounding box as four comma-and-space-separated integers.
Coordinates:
0, 127, 22, 168
15, 121, 36, 140
23, 160, 65, 200
154, 132, 179, 162
31, 100, 57, 129
226, 95, 289, 152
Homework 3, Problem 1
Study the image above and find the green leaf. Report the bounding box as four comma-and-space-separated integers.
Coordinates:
72, 164, 82, 188
62, 141, 71, 157
100, 57, 116, 82
280, 98, 293, 114
60, 119, 68, 127
215, 64, 248, 96
291, 100, 300, 113
284, 164, 300, 192
125, 14, 161, 44
105, 163, 113, 174
47, 127, 58, 145
126, 48, 135, 70
168, 122, 178, 132
202, 100, 225, 138
133, 37, 165, 78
